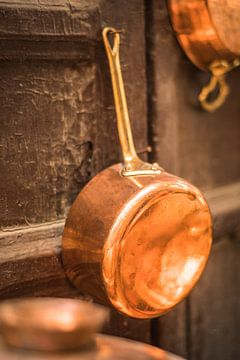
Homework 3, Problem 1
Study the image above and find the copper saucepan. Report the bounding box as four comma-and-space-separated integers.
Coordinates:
62, 27, 212, 319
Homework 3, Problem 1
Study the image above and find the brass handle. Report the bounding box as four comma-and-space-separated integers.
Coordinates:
102, 27, 161, 176
198, 59, 240, 112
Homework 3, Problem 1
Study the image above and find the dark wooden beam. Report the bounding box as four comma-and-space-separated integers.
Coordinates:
0, 1, 100, 60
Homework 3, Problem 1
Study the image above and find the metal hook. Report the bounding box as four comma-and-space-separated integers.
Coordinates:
198, 59, 240, 112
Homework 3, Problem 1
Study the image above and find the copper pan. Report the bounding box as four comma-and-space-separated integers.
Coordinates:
62, 27, 212, 319
168, 0, 240, 112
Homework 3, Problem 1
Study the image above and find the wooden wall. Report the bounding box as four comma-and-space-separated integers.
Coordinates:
0, 0, 151, 344
0, 1, 240, 359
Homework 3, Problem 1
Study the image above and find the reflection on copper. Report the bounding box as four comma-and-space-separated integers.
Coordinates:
168, 0, 236, 70
63, 166, 212, 319
62, 28, 212, 319
0, 298, 108, 351
103, 176, 211, 317
0, 298, 185, 359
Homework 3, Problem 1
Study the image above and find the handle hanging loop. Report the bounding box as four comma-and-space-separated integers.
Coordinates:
102, 27, 162, 176
198, 59, 240, 112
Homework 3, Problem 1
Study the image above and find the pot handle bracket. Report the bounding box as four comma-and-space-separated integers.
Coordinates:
198, 59, 240, 112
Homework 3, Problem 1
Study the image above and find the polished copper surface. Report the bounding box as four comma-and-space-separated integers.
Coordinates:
0, 298, 185, 359
0, 298, 108, 351
0, 335, 183, 360
208, 0, 240, 56
62, 28, 212, 318
63, 165, 212, 318
168, 0, 240, 70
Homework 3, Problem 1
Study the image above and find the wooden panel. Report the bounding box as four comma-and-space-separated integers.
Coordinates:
0, 0, 151, 344
0, 59, 102, 227
0, 0, 148, 228
188, 237, 240, 360
0, 221, 73, 298
0, 0, 100, 39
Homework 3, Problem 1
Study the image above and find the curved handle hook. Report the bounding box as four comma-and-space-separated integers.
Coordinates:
102, 27, 121, 59
102, 27, 162, 176
198, 59, 239, 112
198, 73, 230, 113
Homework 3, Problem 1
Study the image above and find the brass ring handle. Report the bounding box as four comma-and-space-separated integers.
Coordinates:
198, 59, 240, 112
102, 27, 162, 176
102, 27, 120, 57
198, 72, 230, 113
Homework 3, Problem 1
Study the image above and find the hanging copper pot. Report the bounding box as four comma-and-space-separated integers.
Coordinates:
168, 0, 240, 112
62, 27, 212, 319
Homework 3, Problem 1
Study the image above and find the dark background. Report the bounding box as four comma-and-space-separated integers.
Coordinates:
0, 1, 239, 359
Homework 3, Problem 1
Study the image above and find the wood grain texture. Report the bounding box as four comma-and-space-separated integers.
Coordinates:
0, 0, 100, 60
0, 0, 151, 344
0, 60, 99, 227
0, 0, 100, 38
0, 0, 148, 228
0, 221, 76, 298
